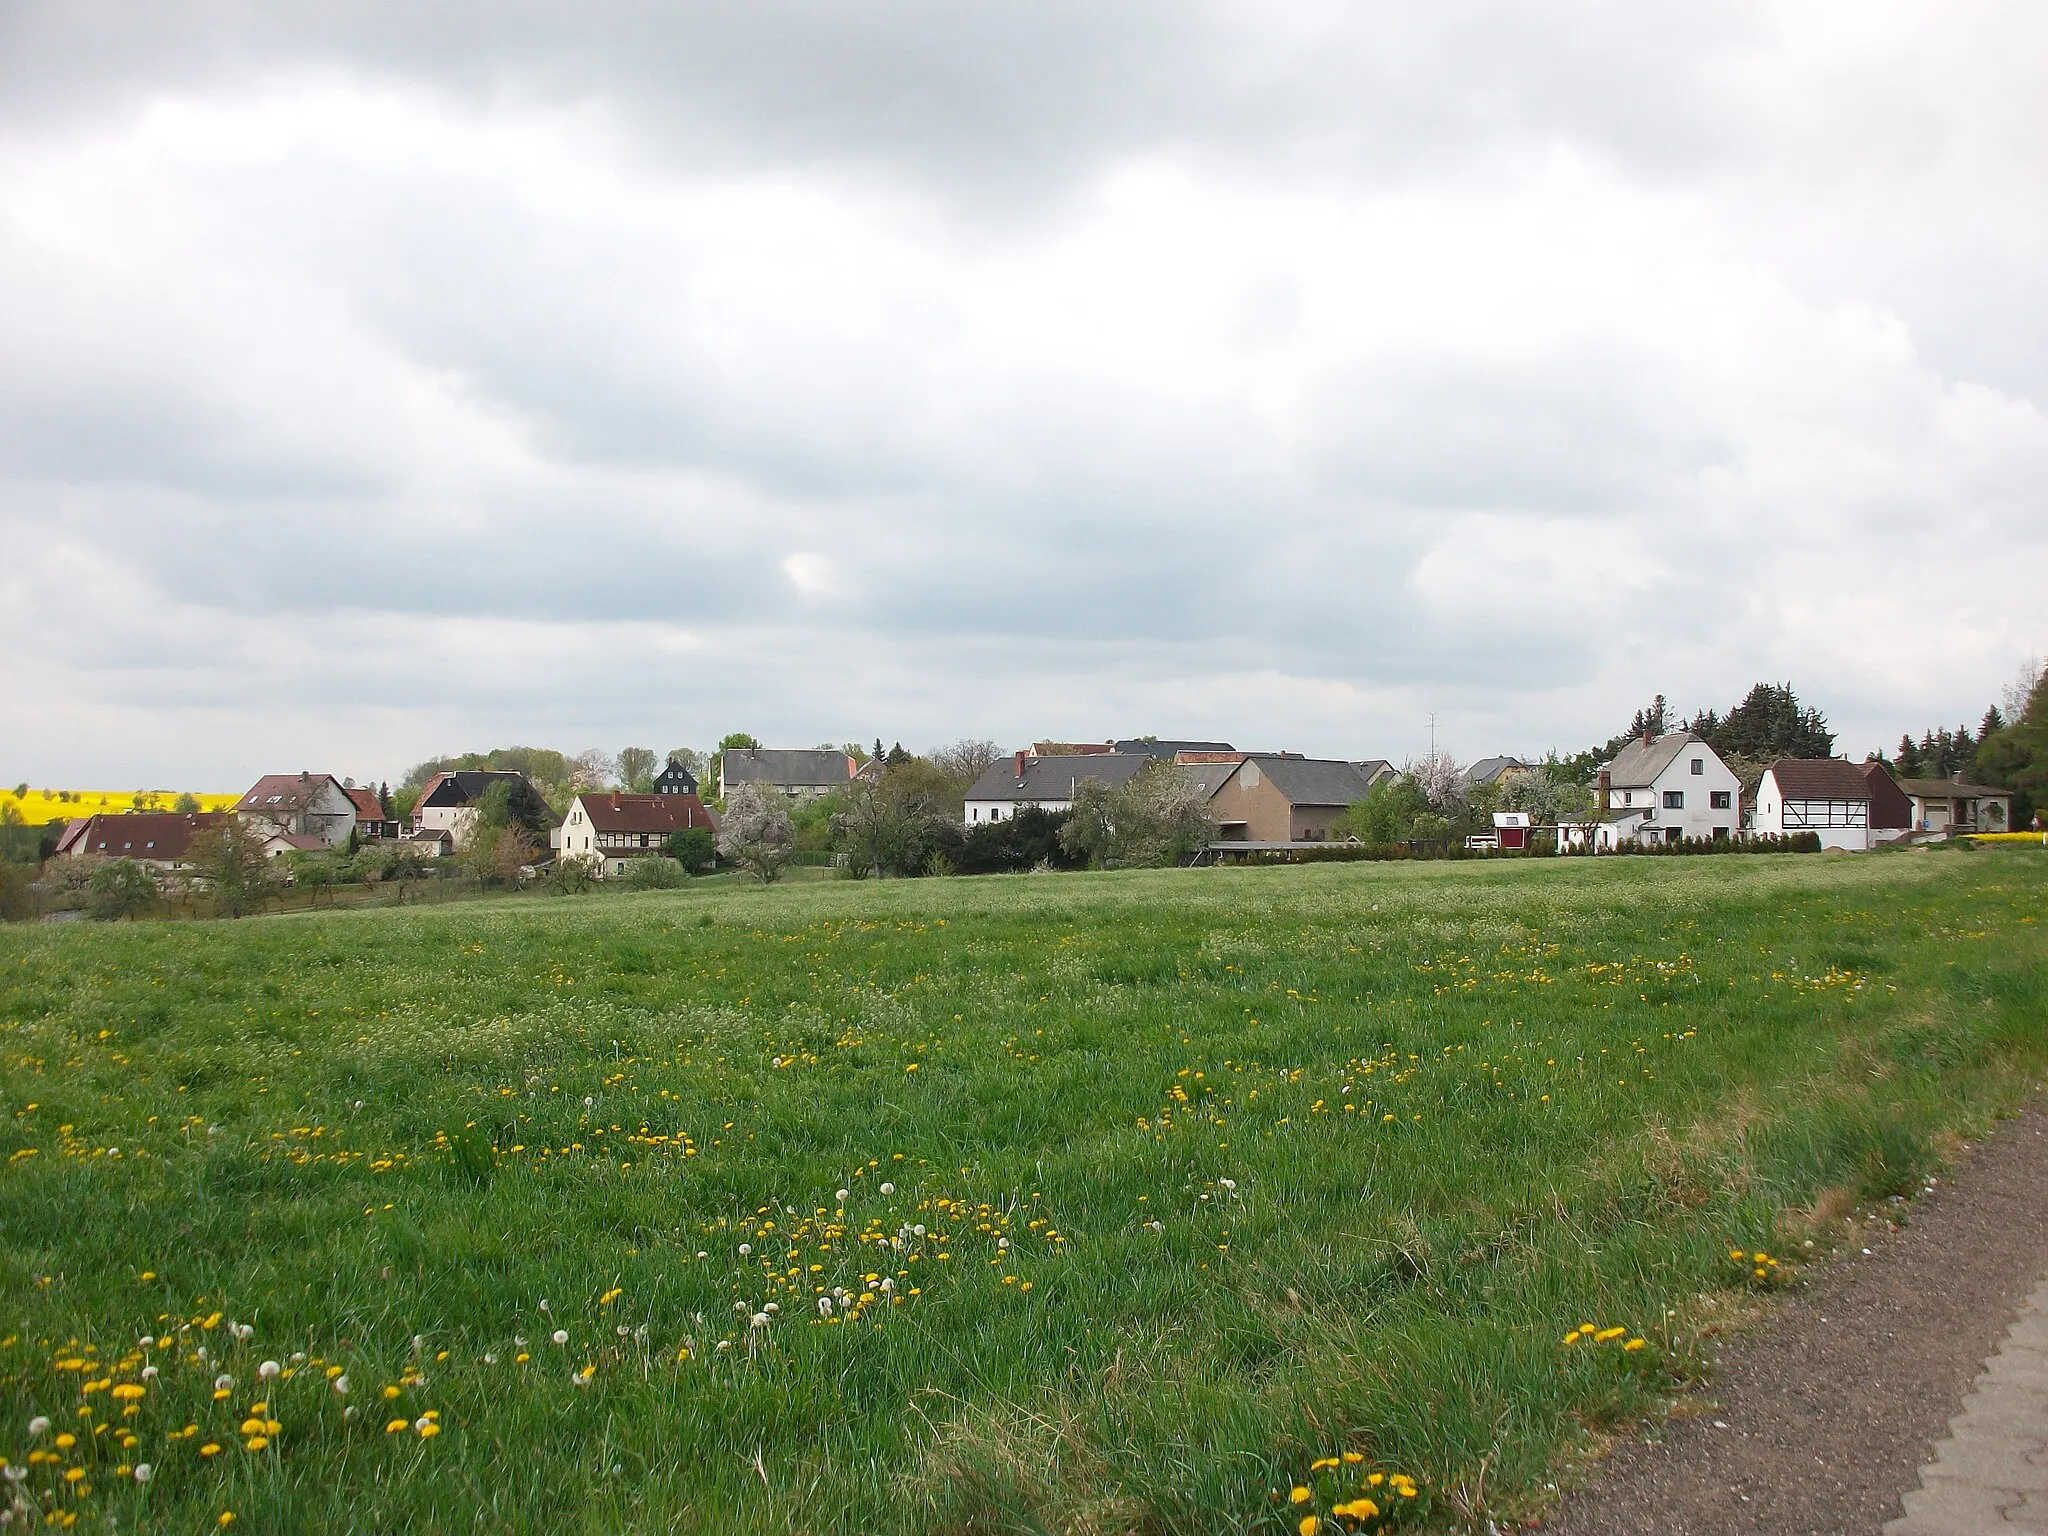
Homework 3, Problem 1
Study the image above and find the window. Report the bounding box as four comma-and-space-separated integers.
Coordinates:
1663, 790, 1684, 809
1690, 758, 1704, 775
1710, 790, 1732, 809
1712, 826, 1729, 839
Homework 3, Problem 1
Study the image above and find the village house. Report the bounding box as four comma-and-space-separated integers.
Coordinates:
346, 785, 397, 842
1466, 756, 1532, 791
652, 758, 700, 797
1752, 758, 1911, 851
1897, 773, 2015, 835
1591, 731, 1742, 846
412, 770, 550, 848
1204, 756, 1389, 843
719, 748, 854, 801
556, 790, 716, 878
963, 752, 1153, 824
53, 811, 225, 872
233, 773, 356, 853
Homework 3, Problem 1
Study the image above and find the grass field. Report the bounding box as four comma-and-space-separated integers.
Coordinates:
3, 849, 2045, 1533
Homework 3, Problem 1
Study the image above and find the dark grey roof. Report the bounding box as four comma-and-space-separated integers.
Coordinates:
1249, 756, 1383, 807
1178, 761, 1243, 797
720, 748, 851, 789
1356, 759, 1394, 783
1604, 732, 1712, 789
1466, 756, 1527, 786
1113, 739, 1236, 759
965, 753, 1153, 802
419, 770, 532, 808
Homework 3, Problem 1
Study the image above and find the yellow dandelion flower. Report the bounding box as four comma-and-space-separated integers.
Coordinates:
417, 1421, 440, 1439
219, 1514, 235, 1528
1594, 1326, 1626, 1342
64, 1467, 85, 1484
1624, 1338, 1647, 1352
1311, 1456, 1340, 1471
199, 1443, 221, 1457
1299, 1518, 1320, 1536
385, 1419, 408, 1435
381, 1385, 401, 1400
1290, 1485, 1312, 1504
1340, 1497, 1380, 1519
1341, 1452, 1364, 1464
243, 1436, 268, 1452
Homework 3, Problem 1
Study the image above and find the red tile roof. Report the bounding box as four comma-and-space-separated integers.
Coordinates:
61, 812, 225, 861
1765, 759, 1873, 799
346, 786, 384, 822
576, 792, 715, 834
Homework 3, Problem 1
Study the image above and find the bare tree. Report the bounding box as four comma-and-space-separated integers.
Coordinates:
2004, 658, 2045, 724
928, 739, 1004, 790
570, 749, 616, 791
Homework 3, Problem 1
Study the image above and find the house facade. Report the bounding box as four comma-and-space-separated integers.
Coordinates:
963, 752, 1152, 824
1897, 775, 2015, 835
413, 771, 551, 848
557, 791, 717, 878
233, 773, 356, 849
719, 748, 854, 801
1596, 731, 1742, 845
1754, 758, 1902, 851
1205, 756, 1386, 843
653, 759, 700, 797
54, 811, 225, 871
346, 786, 397, 841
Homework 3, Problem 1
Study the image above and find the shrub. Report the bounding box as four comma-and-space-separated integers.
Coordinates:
624, 856, 687, 889
955, 807, 1083, 875
552, 852, 600, 894
86, 858, 160, 921
664, 826, 717, 874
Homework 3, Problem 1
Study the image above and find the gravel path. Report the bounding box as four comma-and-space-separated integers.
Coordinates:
1544, 1104, 2048, 1536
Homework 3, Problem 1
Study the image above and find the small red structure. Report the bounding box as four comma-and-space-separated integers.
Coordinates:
1493, 811, 1532, 850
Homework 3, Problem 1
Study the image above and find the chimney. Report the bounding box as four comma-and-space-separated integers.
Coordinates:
1014, 750, 1028, 779
1597, 768, 1612, 811
1641, 727, 1654, 748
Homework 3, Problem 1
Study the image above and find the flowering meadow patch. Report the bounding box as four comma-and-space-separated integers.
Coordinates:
2, 789, 238, 827
1, 847, 2045, 1530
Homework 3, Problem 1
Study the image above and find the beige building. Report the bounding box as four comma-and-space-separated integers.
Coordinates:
1897, 775, 2014, 835
1206, 757, 1389, 843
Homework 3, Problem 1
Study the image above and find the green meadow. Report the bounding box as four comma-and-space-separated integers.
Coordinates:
3, 849, 2045, 1533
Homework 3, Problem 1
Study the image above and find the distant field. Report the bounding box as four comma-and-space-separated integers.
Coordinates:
2, 789, 239, 824
2, 849, 2044, 1533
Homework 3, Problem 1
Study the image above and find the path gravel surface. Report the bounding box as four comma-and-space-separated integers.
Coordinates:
1544, 1104, 2048, 1536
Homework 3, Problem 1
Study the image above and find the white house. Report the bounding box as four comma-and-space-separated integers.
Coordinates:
233, 773, 356, 851
963, 752, 1153, 824
1897, 775, 2015, 836
557, 791, 716, 879
1595, 731, 1742, 846
1753, 758, 1880, 851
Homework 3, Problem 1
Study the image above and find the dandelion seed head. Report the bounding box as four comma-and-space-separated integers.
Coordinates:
551, 1330, 568, 1346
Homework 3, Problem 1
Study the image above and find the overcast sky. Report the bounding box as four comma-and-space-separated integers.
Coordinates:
3, 2, 2044, 788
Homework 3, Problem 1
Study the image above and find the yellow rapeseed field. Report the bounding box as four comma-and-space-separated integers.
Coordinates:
1, 787, 239, 825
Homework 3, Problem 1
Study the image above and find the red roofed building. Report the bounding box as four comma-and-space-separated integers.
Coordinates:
346, 786, 397, 841
558, 790, 716, 879
53, 811, 226, 871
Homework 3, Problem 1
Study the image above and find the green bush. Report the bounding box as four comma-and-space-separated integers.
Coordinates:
624, 856, 687, 889
663, 827, 716, 874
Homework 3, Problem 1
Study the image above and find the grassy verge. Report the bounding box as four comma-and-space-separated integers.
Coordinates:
2, 848, 2045, 1533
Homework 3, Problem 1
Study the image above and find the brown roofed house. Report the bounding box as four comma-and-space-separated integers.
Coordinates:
53, 811, 226, 870
1755, 758, 1909, 851
558, 790, 716, 879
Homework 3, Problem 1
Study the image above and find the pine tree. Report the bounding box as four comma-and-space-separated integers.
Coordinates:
1896, 734, 1922, 776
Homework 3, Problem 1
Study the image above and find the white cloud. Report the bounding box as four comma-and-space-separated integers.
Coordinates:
0, 4, 2044, 784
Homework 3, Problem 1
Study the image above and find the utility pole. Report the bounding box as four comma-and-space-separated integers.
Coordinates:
1428, 712, 1438, 764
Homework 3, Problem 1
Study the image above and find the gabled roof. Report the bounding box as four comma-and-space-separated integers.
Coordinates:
1897, 776, 2010, 799
1357, 759, 1396, 785
1763, 759, 1873, 800
720, 749, 852, 789
62, 811, 224, 860
1603, 732, 1715, 789
1245, 756, 1384, 808
1178, 761, 1244, 797
346, 786, 385, 822
235, 773, 345, 813
574, 792, 715, 834
1467, 756, 1527, 786
965, 753, 1154, 803
1114, 739, 1236, 759
418, 771, 534, 809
